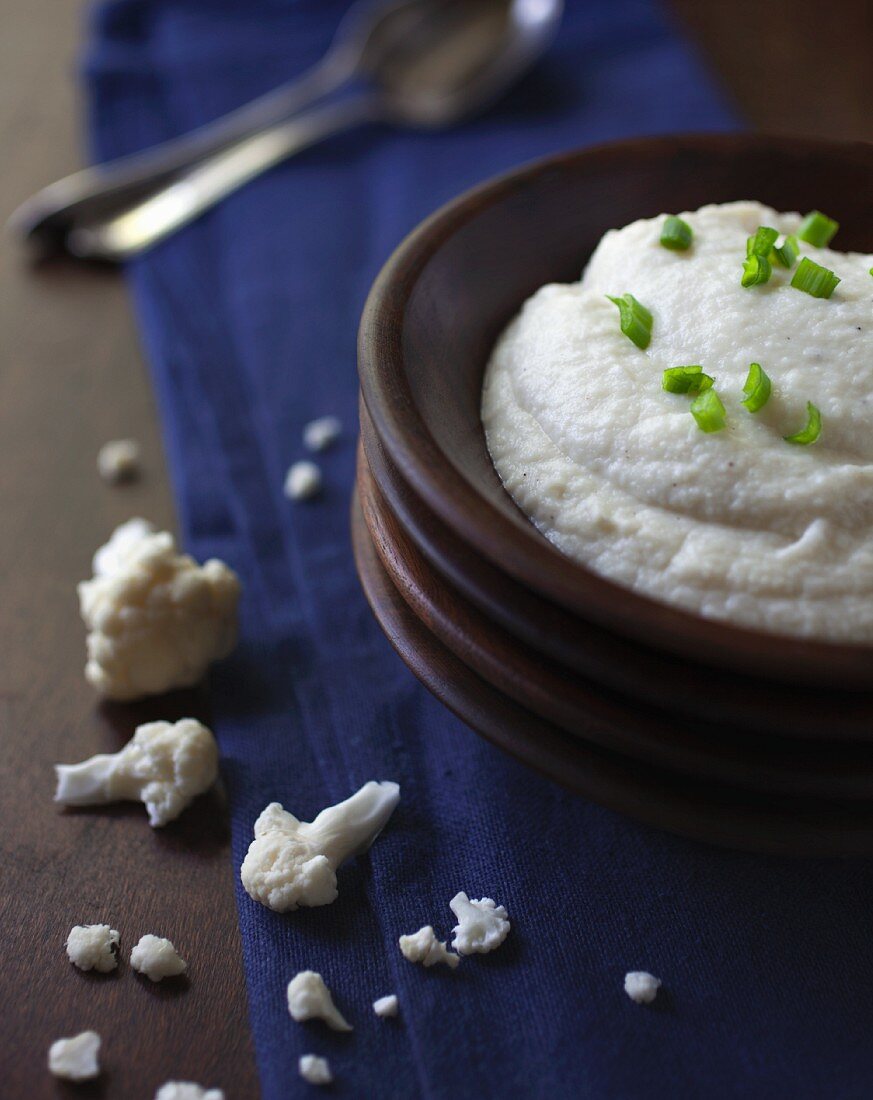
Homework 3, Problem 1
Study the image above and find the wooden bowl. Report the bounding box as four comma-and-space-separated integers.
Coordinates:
359, 133, 873, 689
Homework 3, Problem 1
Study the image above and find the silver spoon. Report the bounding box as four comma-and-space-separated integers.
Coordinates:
10, 0, 562, 261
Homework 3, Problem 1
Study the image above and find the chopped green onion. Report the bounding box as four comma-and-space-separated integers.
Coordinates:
662, 366, 714, 394
741, 252, 772, 288
784, 401, 822, 445
660, 216, 693, 251
771, 234, 799, 269
790, 257, 841, 298
797, 210, 839, 248
690, 388, 726, 433
606, 294, 653, 349
747, 226, 779, 257
741, 362, 771, 412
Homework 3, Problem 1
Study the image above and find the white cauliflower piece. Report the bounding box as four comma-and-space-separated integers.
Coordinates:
130, 934, 187, 981
449, 892, 511, 955
373, 994, 399, 1018
98, 439, 141, 483
78, 518, 240, 700
303, 415, 342, 452
48, 1031, 101, 1080
65, 924, 120, 972
298, 1054, 333, 1086
54, 718, 218, 827
155, 1083, 224, 1100
398, 926, 460, 969
284, 460, 322, 501
287, 971, 352, 1031
241, 780, 400, 912
624, 971, 661, 1004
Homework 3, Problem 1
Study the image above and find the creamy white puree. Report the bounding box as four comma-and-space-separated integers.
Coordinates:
482, 202, 873, 641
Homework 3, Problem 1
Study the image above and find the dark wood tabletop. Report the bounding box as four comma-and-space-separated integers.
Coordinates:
0, 1, 868, 1097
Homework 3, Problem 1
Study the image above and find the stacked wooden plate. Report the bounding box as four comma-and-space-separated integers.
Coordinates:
353, 134, 873, 855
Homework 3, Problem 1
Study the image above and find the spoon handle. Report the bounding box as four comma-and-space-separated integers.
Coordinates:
67, 95, 380, 261
8, 50, 356, 256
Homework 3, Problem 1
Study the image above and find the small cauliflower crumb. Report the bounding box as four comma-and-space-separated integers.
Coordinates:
130, 934, 187, 982
299, 1054, 333, 1086
373, 994, 399, 1018
65, 923, 120, 972
287, 971, 352, 1031
284, 460, 322, 501
48, 1031, 101, 1080
624, 971, 661, 1004
450, 892, 510, 955
155, 1083, 224, 1100
54, 718, 219, 827
399, 926, 459, 969
97, 438, 141, 483
303, 416, 342, 452
241, 780, 400, 912
79, 519, 240, 700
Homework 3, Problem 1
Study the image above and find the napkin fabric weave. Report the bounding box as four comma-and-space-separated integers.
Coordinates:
87, 3, 872, 1098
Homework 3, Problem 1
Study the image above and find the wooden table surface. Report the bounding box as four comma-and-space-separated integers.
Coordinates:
0, 1, 868, 1097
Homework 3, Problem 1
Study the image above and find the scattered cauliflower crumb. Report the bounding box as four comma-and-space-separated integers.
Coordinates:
155, 1083, 224, 1100
399, 926, 460, 969
299, 1054, 333, 1086
48, 1031, 101, 1080
303, 416, 342, 452
130, 934, 187, 982
284, 460, 322, 501
450, 892, 510, 955
624, 971, 661, 1004
97, 439, 141, 483
65, 923, 120, 972
287, 971, 352, 1031
78, 518, 240, 700
54, 718, 219, 827
241, 780, 400, 912
373, 994, 399, 1018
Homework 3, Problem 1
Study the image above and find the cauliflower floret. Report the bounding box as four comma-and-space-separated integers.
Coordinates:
303, 415, 342, 452
65, 924, 120, 972
398, 926, 460, 969
54, 718, 218, 827
450, 892, 511, 955
298, 1054, 333, 1086
287, 971, 352, 1031
79, 518, 240, 700
373, 994, 399, 1018
48, 1031, 101, 1080
624, 971, 661, 1004
241, 780, 400, 912
97, 439, 141, 483
130, 934, 187, 981
155, 1082, 224, 1100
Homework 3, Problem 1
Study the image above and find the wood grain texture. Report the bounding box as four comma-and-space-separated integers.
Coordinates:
669, 0, 873, 141
0, 1, 257, 1095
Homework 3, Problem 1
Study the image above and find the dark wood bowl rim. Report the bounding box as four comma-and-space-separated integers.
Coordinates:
358, 132, 873, 686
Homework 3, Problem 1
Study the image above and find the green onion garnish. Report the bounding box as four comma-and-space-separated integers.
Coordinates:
771, 235, 799, 269
660, 216, 692, 251
606, 294, 653, 349
690, 388, 726, 433
741, 252, 772, 288
741, 362, 771, 412
797, 210, 839, 248
790, 257, 841, 298
662, 366, 714, 394
747, 226, 779, 257
784, 401, 822, 445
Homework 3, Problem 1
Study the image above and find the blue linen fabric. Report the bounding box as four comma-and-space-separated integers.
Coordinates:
85, 2, 873, 1097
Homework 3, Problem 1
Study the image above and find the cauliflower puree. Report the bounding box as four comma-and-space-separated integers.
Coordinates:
482, 201, 873, 641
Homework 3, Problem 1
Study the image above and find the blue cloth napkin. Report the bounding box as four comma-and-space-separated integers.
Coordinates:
87, 3, 873, 1098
